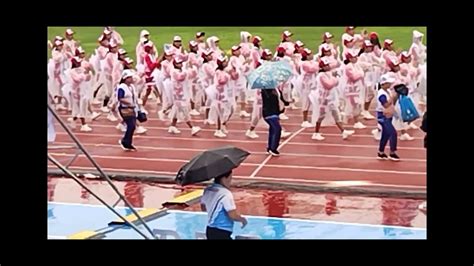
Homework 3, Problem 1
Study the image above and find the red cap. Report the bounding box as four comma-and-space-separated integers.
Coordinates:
277, 46, 286, 53
369, 32, 379, 39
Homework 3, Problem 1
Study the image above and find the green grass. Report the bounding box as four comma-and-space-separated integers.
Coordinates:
48, 27, 426, 61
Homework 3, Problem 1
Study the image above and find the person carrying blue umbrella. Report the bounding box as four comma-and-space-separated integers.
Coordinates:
247, 59, 293, 156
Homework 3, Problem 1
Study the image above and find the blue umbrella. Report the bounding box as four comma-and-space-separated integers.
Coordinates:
247, 60, 293, 89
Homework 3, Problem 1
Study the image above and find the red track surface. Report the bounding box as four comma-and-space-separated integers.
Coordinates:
48, 102, 426, 193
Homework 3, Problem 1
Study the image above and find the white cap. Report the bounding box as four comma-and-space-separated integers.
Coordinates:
65, 28, 74, 35
109, 41, 118, 48
54, 40, 63, 46
319, 57, 331, 66
72, 56, 82, 64
174, 56, 185, 64
384, 39, 394, 45
141, 29, 150, 36
76, 46, 85, 54
173, 35, 182, 42
364, 40, 373, 47
122, 70, 134, 79
380, 73, 396, 84
124, 57, 134, 64
231, 45, 241, 51
189, 40, 198, 47
295, 40, 304, 47
283, 30, 292, 37
323, 32, 333, 39
118, 48, 127, 55
320, 43, 331, 52
202, 49, 213, 56
217, 55, 228, 64
413, 30, 424, 38
401, 51, 411, 59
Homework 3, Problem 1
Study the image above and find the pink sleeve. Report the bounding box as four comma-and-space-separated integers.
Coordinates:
52, 51, 62, 63
346, 65, 363, 82
320, 74, 338, 89
71, 71, 85, 83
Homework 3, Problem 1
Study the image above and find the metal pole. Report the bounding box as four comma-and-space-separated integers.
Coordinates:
48, 104, 156, 239
48, 155, 151, 239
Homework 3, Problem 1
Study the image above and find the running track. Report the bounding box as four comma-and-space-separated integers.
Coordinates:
48, 101, 426, 194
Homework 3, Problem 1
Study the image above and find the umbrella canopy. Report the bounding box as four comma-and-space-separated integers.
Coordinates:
247, 60, 293, 89
175, 146, 250, 186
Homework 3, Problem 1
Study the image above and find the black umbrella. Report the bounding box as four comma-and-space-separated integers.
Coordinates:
175, 146, 250, 186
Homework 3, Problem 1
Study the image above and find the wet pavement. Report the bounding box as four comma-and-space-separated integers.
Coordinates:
48, 176, 426, 228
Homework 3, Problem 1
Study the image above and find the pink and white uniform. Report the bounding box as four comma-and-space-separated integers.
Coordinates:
343, 51, 365, 117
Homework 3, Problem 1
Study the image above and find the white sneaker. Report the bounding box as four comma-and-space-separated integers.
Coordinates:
214, 130, 227, 138
136, 126, 147, 134
281, 130, 291, 139
409, 123, 419, 129
400, 133, 415, 141
312, 133, 325, 140
246, 129, 259, 139
301, 121, 314, 128
100, 106, 110, 113
107, 113, 118, 122
137, 99, 143, 105
189, 109, 200, 116
279, 113, 289, 120
353, 122, 367, 129
91, 112, 102, 121
116, 123, 126, 132
158, 110, 165, 121
240, 110, 250, 118
168, 126, 181, 134
191, 126, 201, 136
372, 129, 381, 140
342, 130, 355, 140
221, 125, 228, 134
362, 111, 375, 120
80, 124, 92, 132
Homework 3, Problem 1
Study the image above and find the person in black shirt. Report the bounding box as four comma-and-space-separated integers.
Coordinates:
261, 89, 289, 156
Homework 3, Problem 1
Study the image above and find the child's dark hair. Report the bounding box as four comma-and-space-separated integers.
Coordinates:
214, 171, 232, 184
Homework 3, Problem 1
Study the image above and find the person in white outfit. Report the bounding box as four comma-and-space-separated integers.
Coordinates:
67, 57, 93, 132
311, 57, 355, 140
